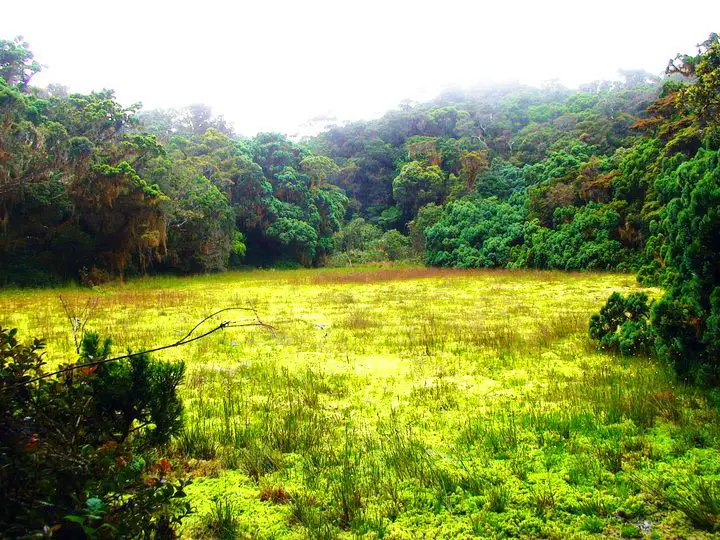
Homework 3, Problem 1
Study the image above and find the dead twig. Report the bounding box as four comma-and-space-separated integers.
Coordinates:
11, 307, 276, 388
59, 295, 100, 354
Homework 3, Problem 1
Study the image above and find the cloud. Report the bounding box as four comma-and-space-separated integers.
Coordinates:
2, 0, 719, 135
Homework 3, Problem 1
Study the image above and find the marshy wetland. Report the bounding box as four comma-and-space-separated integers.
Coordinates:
3, 266, 719, 538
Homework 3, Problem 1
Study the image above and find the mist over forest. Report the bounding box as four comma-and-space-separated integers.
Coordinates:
0, 36, 703, 283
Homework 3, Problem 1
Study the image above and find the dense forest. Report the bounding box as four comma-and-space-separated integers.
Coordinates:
0, 34, 717, 286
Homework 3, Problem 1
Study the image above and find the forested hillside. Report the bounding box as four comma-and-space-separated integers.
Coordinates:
1, 34, 718, 285
0, 37, 348, 284
310, 36, 718, 277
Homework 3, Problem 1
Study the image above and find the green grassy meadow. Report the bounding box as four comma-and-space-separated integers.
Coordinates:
2, 266, 719, 539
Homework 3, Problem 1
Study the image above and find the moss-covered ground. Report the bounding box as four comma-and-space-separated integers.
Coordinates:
2, 266, 719, 539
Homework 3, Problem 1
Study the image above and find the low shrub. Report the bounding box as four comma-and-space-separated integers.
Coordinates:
589, 292, 653, 356
0, 327, 190, 537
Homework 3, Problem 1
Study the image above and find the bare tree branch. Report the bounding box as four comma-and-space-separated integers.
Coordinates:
59, 295, 99, 354
10, 307, 276, 388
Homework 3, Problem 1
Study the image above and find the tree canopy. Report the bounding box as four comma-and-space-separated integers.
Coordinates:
1, 34, 719, 293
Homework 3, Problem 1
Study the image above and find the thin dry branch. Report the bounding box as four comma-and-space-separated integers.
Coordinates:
14, 307, 276, 388
59, 295, 100, 354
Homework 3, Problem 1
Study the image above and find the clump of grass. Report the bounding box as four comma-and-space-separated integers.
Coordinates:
509, 452, 532, 481
528, 407, 595, 440
469, 511, 489, 535
580, 515, 605, 534
578, 364, 674, 428
533, 311, 585, 346
378, 420, 431, 482
669, 479, 720, 531
409, 377, 458, 410
466, 319, 523, 352
258, 390, 332, 454
404, 313, 449, 356
565, 453, 602, 486
484, 483, 511, 513
237, 441, 284, 481
176, 423, 218, 460
637, 475, 720, 531
595, 438, 624, 474
456, 458, 494, 496
342, 308, 377, 330
328, 430, 366, 528
290, 492, 335, 540
620, 523, 643, 537
461, 411, 519, 458
576, 493, 613, 517
199, 497, 240, 540
353, 510, 389, 538
531, 482, 556, 515
259, 484, 290, 504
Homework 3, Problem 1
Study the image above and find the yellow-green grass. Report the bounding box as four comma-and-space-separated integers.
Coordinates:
2, 266, 719, 539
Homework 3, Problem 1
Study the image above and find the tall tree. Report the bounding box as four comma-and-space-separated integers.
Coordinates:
0, 36, 41, 89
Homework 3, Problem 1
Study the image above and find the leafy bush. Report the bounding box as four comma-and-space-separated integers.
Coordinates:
525, 204, 634, 270
378, 230, 411, 261
229, 231, 247, 267
331, 217, 385, 264
408, 203, 443, 256
267, 218, 319, 265
425, 197, 527, 268
0, 327, 190, 537
392, 161, 446, 217
334, 218, 383, 253
649, 148, 720, 377
589, 292, 653, 356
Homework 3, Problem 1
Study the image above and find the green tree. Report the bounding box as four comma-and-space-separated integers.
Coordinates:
0, 36, 41, 89
392, 161, 446, 218
267, 218, 319, 265
408, 203, 443, 255
335, 217, 381, 251
589, 292, 653, 356
378, 229, 410, 261
425, 197, 527, 268
460, 149, 490, 191
651, 148, 720, 377
300, 154, 339, 192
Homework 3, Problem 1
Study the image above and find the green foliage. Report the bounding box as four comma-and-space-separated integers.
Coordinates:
392, 161, 446, 218
474, 159, 524, 199
198, 497, 240, 539
230, 231, 247, 264
650, 147, 720, 377
425, 197, 527, 268
138, 103, 233, 138
525, 204, 635, 270
0, 36, 41, 88
408, 203, 444, 255
310, 61, 665, 272
81, 332, 186, 446
267, 218, 319, 265
377, 205, 403, 230
334, 217, 382, 252
378, 230, 411, 261
589, 292, 653, 356
0, 327, 189, 537
0, 41, 348, 281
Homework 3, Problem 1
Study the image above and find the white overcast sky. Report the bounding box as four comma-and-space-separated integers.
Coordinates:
2, 0, 719, 136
